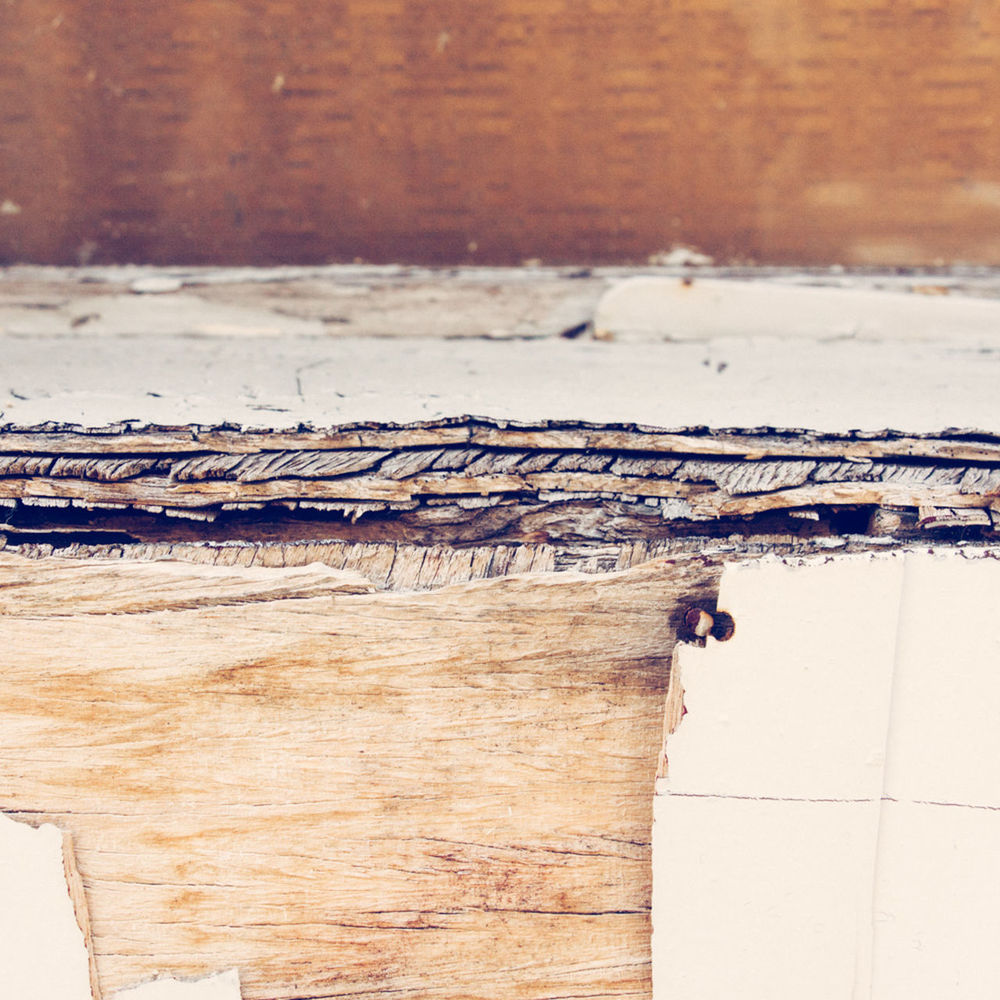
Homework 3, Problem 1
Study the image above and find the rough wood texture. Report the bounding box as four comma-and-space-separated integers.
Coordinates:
63, 831, 104, 1000
2, 551, 723, 1000
4, 4, 1000, 265
3, 540, 557, 593
2, 422, 999, 558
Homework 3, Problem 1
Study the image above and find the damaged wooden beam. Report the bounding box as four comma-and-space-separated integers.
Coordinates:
2, 421, 999, 561
4, 269, 1000, 1000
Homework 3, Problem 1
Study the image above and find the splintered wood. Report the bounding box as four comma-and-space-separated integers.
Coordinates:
0, 551, 721, 1000
654, 550, 1000, 1000
4, 421, 1000, 569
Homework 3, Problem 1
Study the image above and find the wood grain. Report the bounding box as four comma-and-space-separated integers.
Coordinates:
62, 831, 104, 1000
3, 439, 998, 538
3, 540, 557, 593
1, 551, 722, 999
4, 2, 1000, 265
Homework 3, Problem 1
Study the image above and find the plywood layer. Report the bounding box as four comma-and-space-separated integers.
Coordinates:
4, 2, 1000, 265
1, 551, 722, 999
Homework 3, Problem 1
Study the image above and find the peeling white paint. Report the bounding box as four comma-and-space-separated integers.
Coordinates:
2, 334, 999, 435
596, 275, 1000, 344
1, 269, 999, 435
111, 970, 241, 1000
0, 814, 93, 999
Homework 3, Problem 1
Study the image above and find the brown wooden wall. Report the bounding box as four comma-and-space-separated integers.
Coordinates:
3, 1, 1000, 266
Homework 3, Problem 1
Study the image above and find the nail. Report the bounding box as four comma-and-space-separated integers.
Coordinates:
684, 607, 715, 638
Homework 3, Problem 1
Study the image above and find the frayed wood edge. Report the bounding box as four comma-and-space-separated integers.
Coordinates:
62, 831, 103, 1000
656, 645, 685, 781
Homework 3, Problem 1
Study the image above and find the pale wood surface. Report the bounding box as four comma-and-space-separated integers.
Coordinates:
63, 831, 104, 1000
2, 551, 723, 1000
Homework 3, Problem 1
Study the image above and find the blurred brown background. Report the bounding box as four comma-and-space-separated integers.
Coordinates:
3, 0, 1000, 266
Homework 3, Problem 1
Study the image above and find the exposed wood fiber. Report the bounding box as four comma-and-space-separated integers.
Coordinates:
12, 539, 553, 592
6, 424, 1000, 462
1, 551, 723, 999
1, 427, 998, 549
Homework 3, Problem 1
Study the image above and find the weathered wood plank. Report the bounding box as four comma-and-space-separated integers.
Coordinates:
5, 0, 1000, 266
2, 552, 722, 999
6, 424, 1000, 464
3, 468, 997, 529
3, 332, 1000, 436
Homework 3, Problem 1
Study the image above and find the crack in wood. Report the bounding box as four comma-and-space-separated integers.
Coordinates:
0, 422, 997, 580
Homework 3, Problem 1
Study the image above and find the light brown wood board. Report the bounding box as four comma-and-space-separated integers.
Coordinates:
4, 3, 1000, 265
1, 550, 723, 999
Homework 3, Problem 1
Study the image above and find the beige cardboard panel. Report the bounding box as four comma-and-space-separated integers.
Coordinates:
871, 801, 1000, 1000
0, 814, 95, 1000
662, 555, 902, 800
652, 796, 879, 1000
884, 552, 1000, 807
111, 971, 241, 1000
655, 549, 1000, 1000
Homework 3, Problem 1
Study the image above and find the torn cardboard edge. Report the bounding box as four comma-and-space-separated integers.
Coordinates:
0, 813, 241, 1000
653, 548, 1000, 1000
109, 971, 242, 1000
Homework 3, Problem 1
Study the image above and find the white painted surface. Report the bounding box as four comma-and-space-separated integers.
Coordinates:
2, 268, 1000, 434
110, 970, 241, 1000
2, 334, 999, 435
871, 802, 1000, 1000
595, 276, 1000, 344
653, 797, 878, 1000
0, 813, 93, 1000
663, 555, 903, 800
883, 553, 1000, 807
654, 550, 1000, 1000
58, 294, 327, 337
